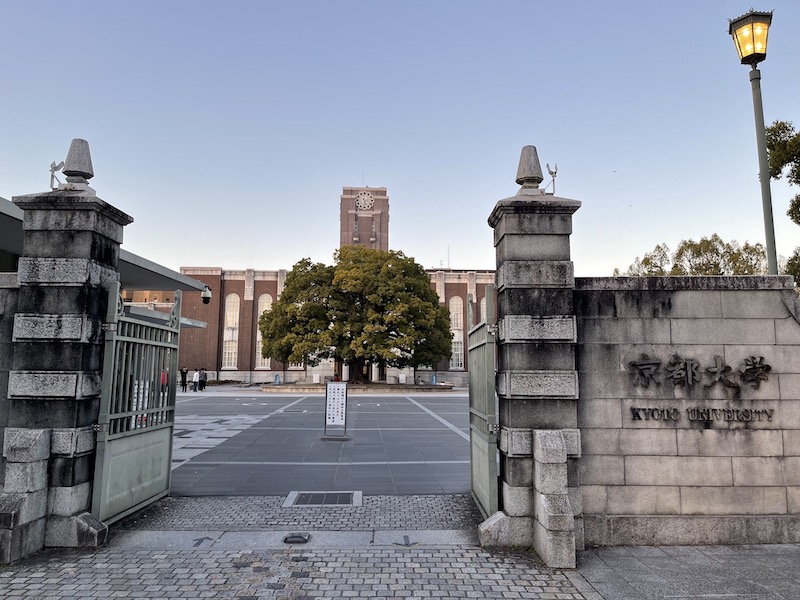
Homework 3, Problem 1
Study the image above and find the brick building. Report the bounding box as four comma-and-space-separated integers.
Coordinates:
130, 187, 495, 385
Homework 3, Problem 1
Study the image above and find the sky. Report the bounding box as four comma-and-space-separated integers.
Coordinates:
1, 1, 799, 277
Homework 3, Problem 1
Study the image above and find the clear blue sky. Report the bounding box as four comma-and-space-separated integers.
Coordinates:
2, 1, 799, 276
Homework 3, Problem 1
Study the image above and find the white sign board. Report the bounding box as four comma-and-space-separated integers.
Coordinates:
325, 382, 347, 426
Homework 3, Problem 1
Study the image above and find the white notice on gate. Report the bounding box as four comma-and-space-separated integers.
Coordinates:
325, 382, 347, 426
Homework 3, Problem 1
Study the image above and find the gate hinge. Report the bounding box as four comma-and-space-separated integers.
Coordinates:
102, 323, 117, 332
489, 423, 500, 435
486, 324, 498, 336
92, 423, 108, 432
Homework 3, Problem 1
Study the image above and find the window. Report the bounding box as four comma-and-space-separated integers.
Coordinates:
222, 294, 240, 369
449, 296, 464, 370
449, 297, 463, 330
450, 339, 464, 370
480, 297, 487, 323
255, 294, 273, 369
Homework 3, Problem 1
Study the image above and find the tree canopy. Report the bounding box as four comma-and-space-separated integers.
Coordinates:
613, 235, 767, 276
767, 120, 800, 284
258, 245, 451, 382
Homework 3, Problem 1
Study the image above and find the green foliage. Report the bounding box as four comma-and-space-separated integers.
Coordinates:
258, 246, 451, 381
766, 120, 800, 228
616, 235, 767, 276
785, 248, 800, 287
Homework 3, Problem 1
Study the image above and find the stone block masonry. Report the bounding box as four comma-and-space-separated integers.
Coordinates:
575, 276, 800, 546
0, 150, 131, 563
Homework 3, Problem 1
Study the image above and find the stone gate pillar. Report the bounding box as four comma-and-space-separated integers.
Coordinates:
479, 146, 582, 568
0, 140, 133, 562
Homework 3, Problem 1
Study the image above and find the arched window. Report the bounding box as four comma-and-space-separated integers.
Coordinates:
222, 293, 240, 369
449, 296, 464, 370
255, 294, 273, 369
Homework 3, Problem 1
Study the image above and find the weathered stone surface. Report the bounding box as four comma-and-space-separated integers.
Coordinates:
677, 429, 783, 457
579, 317, 671, 344
499, 428, 532, 457
498, 342, 575, 372
495, 234, 571, 263
12, 314, 94, 342
17, 257, 119, 287
47, 482, 91, 516
500, 315, 575, 342
4, 461, 48, 493
604, 485, 681, 515
49, 454, 94, 487
8, 397, 100, 429
577, 398, 623, 428
23, 230, 121, 265
0, 490, 47, 528
562, 429, 581, 457
496, 260, 574, 290
13, 192, 133, 229
534, 491, 573, 531
477, 511, 534, 547
533, 519, 575, 568
625, 456, 733, 487
533, 430, 567, 463
534, 462, 567, 495
500, 456, 533, 487
578, 455, 625, 485
500, 397, 578, 429
732, 457, 800, 486
671, 318, 777, 345
8, 371, 101, 399
0, 518, 45, 564
51, 428, 96, 457
501, 483, 534, 517
497, 288, 573, 319
498, 371, 578, 399
584, 514, 800, 547
582, 428, 677, 456
23, 208, 126, 243
3, 429, 51, 462
44, 512, 108, 548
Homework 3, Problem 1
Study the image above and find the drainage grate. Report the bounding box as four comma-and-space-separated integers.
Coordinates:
282, 490, 363, 507
296, 492, 352, 505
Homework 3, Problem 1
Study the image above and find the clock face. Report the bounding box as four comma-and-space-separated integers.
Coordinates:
355, 190, 374, 211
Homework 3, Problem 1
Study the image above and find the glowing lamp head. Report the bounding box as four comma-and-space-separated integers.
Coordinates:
728, 9, 772, 66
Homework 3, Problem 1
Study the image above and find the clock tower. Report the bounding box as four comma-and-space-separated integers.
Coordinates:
339, 186, 390, 252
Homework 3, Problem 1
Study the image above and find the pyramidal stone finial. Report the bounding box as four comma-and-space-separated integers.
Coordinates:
515, 145, 544, 190
59, 138, 96, 194
63, 139, 94, 181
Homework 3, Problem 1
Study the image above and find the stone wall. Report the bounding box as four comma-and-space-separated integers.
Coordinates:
0, 277, 20, 485
575, 275, 800, 546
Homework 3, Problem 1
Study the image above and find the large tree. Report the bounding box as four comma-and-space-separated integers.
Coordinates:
767, 119, 800, 284
259, 245, 451, 383
614, 235, 767, 276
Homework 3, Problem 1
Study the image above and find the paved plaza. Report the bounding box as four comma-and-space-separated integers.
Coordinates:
2, 386, 800, 598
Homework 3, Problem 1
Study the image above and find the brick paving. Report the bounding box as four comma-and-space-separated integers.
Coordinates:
0, 494, 589, 599
0, 547, 585, 599
116, 495, 484, 532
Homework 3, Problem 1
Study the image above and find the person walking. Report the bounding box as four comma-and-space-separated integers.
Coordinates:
179, 367, 188, 393
199, 368, 207, 391
192, 368, 199, 392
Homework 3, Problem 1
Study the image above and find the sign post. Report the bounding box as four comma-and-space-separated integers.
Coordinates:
323, 381, 349, 440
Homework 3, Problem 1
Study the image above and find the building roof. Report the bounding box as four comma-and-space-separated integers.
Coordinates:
0, 196, 206, 292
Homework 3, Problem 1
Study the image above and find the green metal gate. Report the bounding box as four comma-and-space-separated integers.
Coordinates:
468, 285, 498, 518
91, 281, 180, 524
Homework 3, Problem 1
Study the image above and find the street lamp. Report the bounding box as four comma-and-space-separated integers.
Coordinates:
728, 9, 778, 275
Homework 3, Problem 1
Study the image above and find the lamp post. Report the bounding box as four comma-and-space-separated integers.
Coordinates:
728, 9, 777, 275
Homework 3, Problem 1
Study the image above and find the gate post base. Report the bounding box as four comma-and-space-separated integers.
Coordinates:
45, 512, 108, 548
0, 517, 46, 564
478, 511, 534, 547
